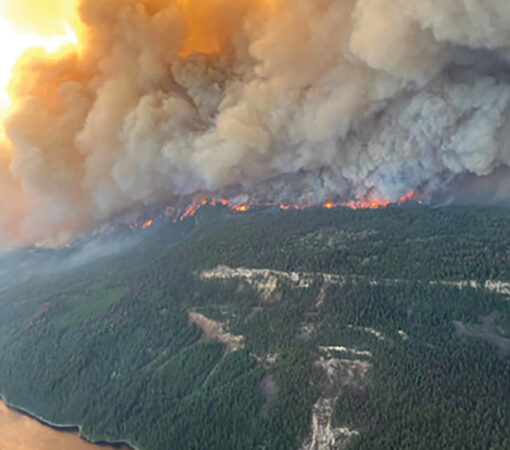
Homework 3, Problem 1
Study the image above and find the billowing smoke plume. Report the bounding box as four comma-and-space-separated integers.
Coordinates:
2, 0, 510, 247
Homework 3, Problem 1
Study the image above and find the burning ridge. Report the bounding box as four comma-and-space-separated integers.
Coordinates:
131, 190, 421, 231
0, 0, 509, 249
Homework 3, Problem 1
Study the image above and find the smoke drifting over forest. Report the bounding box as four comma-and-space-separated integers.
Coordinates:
1, 0, 510, 247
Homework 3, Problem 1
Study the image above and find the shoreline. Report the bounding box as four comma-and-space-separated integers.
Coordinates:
0, 394, 139, 450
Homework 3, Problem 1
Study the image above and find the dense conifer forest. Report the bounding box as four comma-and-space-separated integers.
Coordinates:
1, 204, 510, 449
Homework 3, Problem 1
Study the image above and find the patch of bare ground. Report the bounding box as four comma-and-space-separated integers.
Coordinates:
297, 323, 316, 341
188, 312, 243, 354
320, 346, 372, 359
201, 266, 510, 305
200, 266, 346, 303
431, 280, 510, 297
347, 325, 386, 342
253, 352, 279, 369
301, 355, 371, 450
484, 281, 510, 296
398, 330, 409, 340
301, 398, 360, 450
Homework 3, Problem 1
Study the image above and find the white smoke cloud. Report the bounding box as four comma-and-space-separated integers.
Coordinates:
2, 0, 510, 246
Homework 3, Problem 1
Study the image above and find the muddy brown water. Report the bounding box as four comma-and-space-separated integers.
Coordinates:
0, 399, 131, 450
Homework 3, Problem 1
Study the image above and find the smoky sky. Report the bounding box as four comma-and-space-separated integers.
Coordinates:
1, 0, 510, 248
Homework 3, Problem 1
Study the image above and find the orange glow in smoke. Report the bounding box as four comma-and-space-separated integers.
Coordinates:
177, 0, 271, 56
0, 0, 79, 114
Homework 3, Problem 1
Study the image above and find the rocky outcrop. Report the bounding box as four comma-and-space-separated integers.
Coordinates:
200, 266, 345, 303
188, 312, 243, 354
301, 357, 370, 450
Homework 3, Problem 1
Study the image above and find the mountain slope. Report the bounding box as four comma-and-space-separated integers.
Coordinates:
1, 205, 510, 449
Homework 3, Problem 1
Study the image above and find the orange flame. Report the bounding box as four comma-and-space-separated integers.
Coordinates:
180, 198, 209, 220
175, 197, 256, 220
399, 191, 415, 203
142, 219, 153, 229
232, 204, 249, 212
145, 190, 422, 225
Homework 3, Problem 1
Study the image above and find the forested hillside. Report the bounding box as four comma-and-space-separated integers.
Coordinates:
1, 204, 510, 449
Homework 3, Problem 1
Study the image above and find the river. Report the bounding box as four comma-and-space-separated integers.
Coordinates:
0, 399, 131, 450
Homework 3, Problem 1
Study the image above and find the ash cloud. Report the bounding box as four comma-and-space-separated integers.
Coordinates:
2, 0, 510, 246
